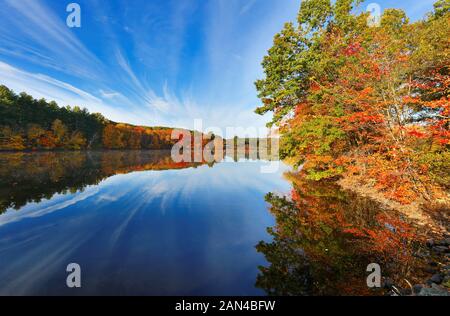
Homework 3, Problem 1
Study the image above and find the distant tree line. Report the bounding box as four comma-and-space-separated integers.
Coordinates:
0, 85, 180, 151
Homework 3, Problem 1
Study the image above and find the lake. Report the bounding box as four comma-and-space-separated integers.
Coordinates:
0, 151, 427, 295
0, 151, 291, 295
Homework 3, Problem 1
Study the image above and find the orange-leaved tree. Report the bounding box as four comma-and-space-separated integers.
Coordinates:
255, 0, 449, 204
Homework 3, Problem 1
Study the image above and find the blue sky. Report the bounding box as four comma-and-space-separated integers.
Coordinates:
0, 0, 437, 134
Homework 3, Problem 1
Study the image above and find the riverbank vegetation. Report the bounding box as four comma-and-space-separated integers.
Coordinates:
255, 0, 449, 215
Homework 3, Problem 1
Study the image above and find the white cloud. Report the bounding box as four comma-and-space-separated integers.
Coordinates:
1, 0, 103, 79
0, 0, 301, 135
99, 89, 122, 99
0, 61, 141, 124
239, 0, 257, 15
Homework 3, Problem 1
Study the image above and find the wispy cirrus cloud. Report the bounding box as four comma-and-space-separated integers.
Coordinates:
0, 61, 141, 123
1, 0, 104, 79
0, 0, 435, 135
0, 0, 297, 134
239, 0, 258, 15
99, 89, 122, 99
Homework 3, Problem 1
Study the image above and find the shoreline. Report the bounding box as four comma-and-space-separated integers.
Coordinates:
338, 176, 450, 295
338, 176, 450, 236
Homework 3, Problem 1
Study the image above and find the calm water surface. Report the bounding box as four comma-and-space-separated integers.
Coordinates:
0, 151, 291, 295
0, 151, 428, 295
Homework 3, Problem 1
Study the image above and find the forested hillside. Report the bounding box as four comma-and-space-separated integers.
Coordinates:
255, 0, 449, 207
0, 85, 181, 150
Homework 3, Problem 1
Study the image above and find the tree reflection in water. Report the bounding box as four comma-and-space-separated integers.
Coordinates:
0, 152, 431, 295
0, 148, 277, 215
256, 172, 428, 296
0, 150, 205, 214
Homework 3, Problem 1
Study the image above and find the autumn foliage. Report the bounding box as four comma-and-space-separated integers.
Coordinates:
256, 173, 424, 295
255, 0, 450, 205
0, 85, 181, 151
102, 123, 178, 150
